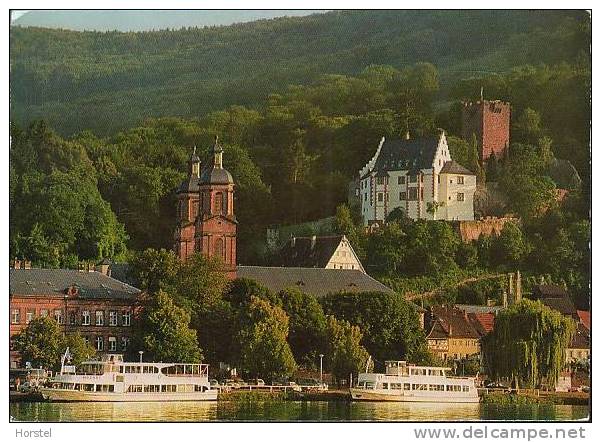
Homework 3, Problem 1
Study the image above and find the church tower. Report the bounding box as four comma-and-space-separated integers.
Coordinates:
174, 147, 201, 261
195, 136, 237, 279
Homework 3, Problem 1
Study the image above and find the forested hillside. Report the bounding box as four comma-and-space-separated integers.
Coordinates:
10, 10, 589, 136
9, 11, 591, 306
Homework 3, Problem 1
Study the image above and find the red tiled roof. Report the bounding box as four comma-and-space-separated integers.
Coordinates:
427, 306, 481, 339
577, 310, 590, 331
468, 312, 495, 335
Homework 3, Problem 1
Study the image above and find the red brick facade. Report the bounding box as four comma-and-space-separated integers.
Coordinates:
461, 100, 510, 161
9, 268, 141, 368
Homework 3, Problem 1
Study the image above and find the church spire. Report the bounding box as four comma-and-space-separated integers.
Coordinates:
213, 135, 223, 169
188, 145, 200, 178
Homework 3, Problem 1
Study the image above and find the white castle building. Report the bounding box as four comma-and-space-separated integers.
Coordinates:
358, 131, 476, 226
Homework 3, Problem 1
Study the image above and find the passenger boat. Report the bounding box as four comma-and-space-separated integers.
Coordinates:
40, 351, 217, 402
350, 360, 479, 403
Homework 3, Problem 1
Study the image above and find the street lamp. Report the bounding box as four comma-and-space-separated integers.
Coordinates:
319, 354, 324, 387
139, 351, 144, 363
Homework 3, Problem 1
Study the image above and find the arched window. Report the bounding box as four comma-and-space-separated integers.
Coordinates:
214, 237, 225, 260
214, 192, 223, 215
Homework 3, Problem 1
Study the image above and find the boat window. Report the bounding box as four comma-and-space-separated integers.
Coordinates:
413, 384, 427, 391
381, 383, 389, 390
390, 383, 403, 390
462, 386, 470, 392
404, 383, 411, 390
429, 384, 445, 391
195, 385, 205, 392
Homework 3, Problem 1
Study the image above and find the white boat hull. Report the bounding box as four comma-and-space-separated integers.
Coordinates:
40, 388, 218, 402
350, 388, 480, 403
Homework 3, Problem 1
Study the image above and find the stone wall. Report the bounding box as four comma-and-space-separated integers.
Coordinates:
453, 216, 518, 242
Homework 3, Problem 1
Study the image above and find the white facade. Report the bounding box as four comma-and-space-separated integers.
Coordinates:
359, 133, 476, 225
324, 236, 365, 272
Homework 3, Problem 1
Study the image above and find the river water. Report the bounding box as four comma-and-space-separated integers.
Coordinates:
10, 401, 589, 422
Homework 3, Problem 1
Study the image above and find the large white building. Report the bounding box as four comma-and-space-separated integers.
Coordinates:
358, 132, 476, 226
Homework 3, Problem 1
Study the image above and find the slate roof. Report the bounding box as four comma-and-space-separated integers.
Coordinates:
236, 266, 395, 298
177, 177, 201, 193
200, 167, 234, 185
372, 137, 440, 174
439, 161, 475, 175
532, 284, 571, 299
10, 268, 141, 300
275, 235, 344, 268
426, 306, 481, 340
570, 323, 590, 349
455, 304, 505, 315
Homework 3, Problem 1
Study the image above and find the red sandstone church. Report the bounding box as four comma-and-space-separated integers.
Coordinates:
174, 136, 237, 279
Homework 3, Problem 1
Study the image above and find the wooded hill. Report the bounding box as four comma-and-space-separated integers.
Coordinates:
10, 10, 589, 136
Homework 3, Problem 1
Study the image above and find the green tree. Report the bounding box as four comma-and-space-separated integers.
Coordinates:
325, 316, 370, 385
482, 299, 576, 388
320, 292, 429, 365
140, 290, 203, 363
237, 296, 296, 382
490, 222, 532, 269
279, 287, 327, 366
129, 248, 180, 293
12, 317, 69, 370
64, 332, 97, 366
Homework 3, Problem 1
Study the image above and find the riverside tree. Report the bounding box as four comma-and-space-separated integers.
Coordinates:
320, 291, 430, 366
325, 316, 370, 385
482, 299, 576, 388
139, 290, 203, 363
12, 316, 95, 369
237, 296, 296, 383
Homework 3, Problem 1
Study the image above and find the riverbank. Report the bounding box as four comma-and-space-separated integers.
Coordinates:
219, 389, 350, 402
481, 391, 589, 406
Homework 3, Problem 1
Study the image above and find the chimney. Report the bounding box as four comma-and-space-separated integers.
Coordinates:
502, 289, 508, 308
448, 324, 453, 336
311, 235, 317, 249
405, 131, 410, 140
291, 237, 296, 247
508, 273, 514, 304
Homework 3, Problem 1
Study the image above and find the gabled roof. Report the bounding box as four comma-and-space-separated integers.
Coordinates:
440, 161, 475, 175
426, 306, 482, 340
10, 268, 141, 300
274, 235, 362, 270
236, 266, 394, 298
455, 304, 505, 315
372, 137, 440, 174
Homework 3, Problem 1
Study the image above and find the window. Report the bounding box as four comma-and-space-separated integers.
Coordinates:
398, 176, 405, 185
108, 337, 117, 352
84, 336, 90, 345
457, 193, 465, 202
54, 310, 64, 325
122, 310, 131, 327
82, 310, 91, 326
421, 188, 424, 200
121, 337, 130, 351
109, 311, 118, 326
214, 192, 224, 215
95, 310, 104, 326
95, 336, 104, 351
377, 193, 384, 202
457, 176, 464, 184
364, 193, 367, 201
26, 310, 35, 324
69, 311, 77, 325
11, 309, 20, 324
376, 177, 385, 185
409, 188, 418, 201
215, 237, 225, 259
409, 175, 417, 183
40, 309, 48, 318
400, 191, 407, 200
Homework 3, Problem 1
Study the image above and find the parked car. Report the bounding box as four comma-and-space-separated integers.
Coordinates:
484, 381, 508, 390
248, 379, 265, 386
